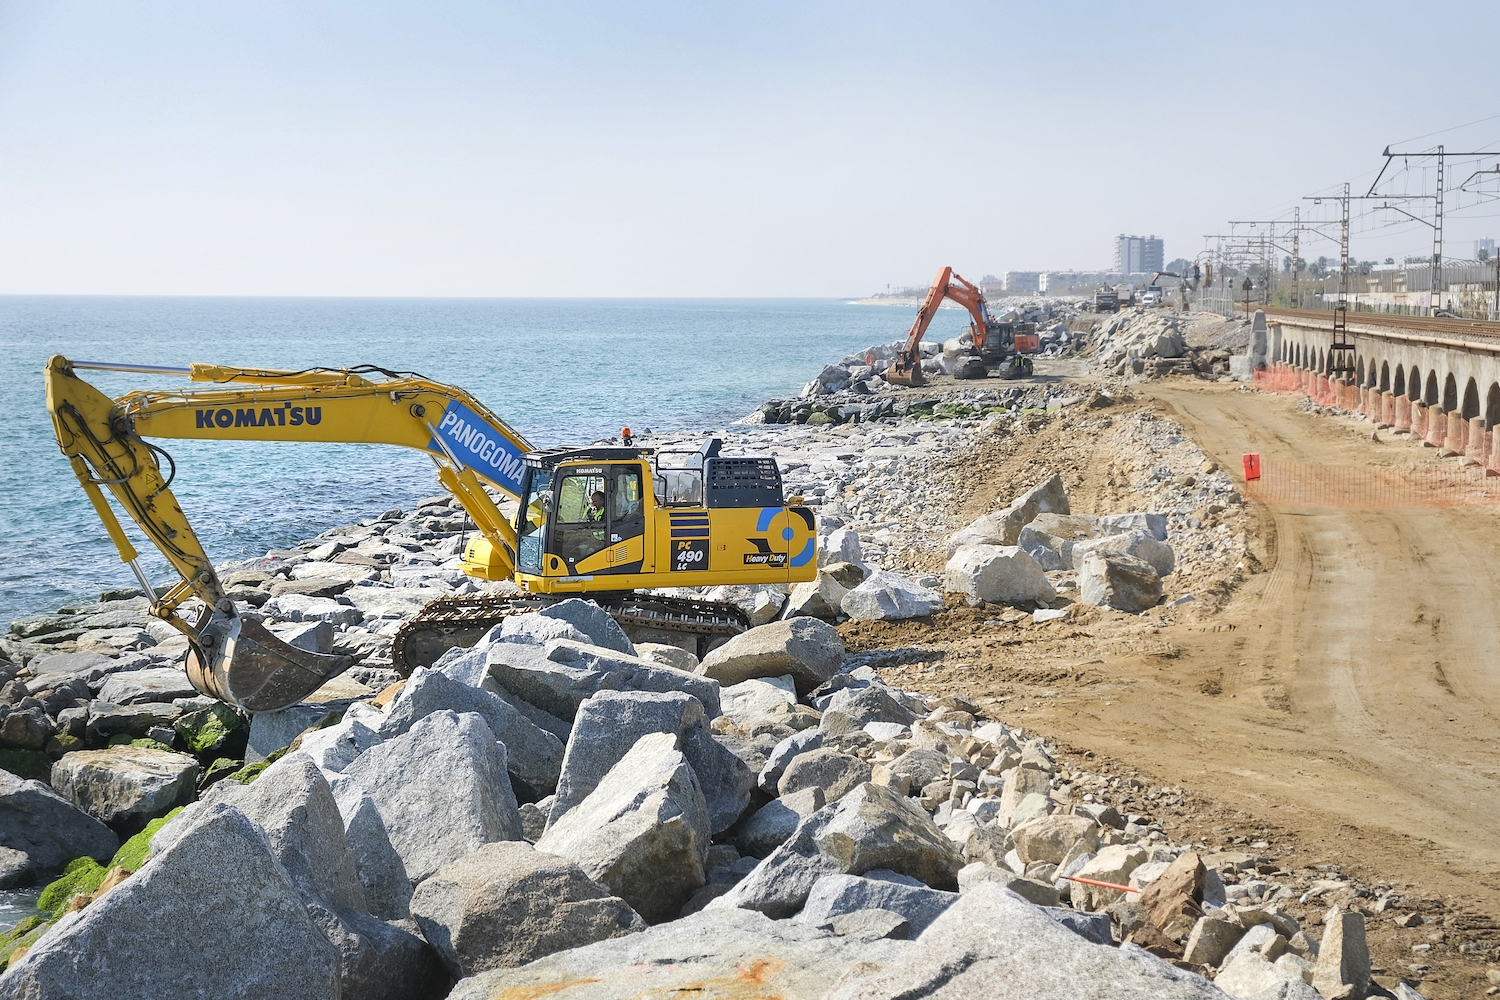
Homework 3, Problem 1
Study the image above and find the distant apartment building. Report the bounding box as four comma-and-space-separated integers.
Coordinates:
1477, 237, 1496, 260
1113, 235, 1164, 276
1002, 271, 1040, 293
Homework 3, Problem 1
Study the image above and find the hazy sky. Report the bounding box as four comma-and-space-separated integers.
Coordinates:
2, 1, 1498, 296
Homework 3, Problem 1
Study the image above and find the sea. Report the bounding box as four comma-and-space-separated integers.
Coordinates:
0, 297, 973, 624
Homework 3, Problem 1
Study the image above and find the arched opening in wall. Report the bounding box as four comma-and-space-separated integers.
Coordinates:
1356, 358, 1366, 386
1317, 349, 1325, 373
1487, 384, 1500, 429
1443, 373, 1459, 413
1462, 378, 1480, 420
1425, 371, 1440, 406
1380, 361, 1390, 392
1296, 343, 1304, 367
1394, 365, 1405, 397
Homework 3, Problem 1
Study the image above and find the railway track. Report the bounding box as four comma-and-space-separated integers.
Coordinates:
1259, 306, 1500, 340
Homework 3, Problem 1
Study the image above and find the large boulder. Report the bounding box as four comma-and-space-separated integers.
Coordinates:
24, 651, 146, 690
486, 640, 721, 721
342, 710, 523, 884
696, 618, 844, 695
379, 667, 565, 800
1017, 513, 1101, 572
824, 881, 1225, 1000
527, 600, 636, 654
944, 545, 1056, 605
777, 749, 872, 802
1072, 531, 1175, 577
446, 907, 908, 1000
0, 804, 341, 999
840, 570, 944, 622
548, 690, 751, 836
328, 777, 413, 920
1069, 844, 1149, 911
944, 474, 1070, 556
712, 782, 962, 918
1077, 552, 1163, 613
736, 787, 825, 858
410, 841, 645, 977
794, 872, 957, 936
718, 675, 797, 728
1313, 910, 1370, 1000
535, 732, 710, 923
1098, 511, 1169, 541
95, 667, 198, 706
1011, 814, 1100, 866
0, 770, 117, 870
819, 683, 917, 738
51, 746, 200, 829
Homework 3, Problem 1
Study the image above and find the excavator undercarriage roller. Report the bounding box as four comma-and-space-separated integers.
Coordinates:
389, 593, 751, 676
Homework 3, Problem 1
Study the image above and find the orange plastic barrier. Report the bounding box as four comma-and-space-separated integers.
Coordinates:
1426, 407, 1447, 448
1243, 458, 1500, 508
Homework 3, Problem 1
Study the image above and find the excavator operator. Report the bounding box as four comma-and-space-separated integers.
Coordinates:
586, 491, 607, 523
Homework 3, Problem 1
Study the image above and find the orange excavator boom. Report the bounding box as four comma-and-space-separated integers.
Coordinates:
885, 266, 998, 387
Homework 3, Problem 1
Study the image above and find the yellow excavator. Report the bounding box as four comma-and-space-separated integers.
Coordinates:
45, 356, 818, 713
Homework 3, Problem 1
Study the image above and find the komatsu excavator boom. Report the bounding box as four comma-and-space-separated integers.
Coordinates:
45, 356, 817, 713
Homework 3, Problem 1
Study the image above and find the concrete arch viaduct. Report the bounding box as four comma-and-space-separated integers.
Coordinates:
1258, 311, 1500, 465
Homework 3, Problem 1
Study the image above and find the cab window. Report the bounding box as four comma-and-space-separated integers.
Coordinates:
613, 470, 642, 521
557, 474, 606, 523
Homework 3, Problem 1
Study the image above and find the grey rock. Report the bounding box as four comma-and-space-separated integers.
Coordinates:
1312, 909, 1370, 1000
1243, 981, 1324, 1000
486, 639, 721, 721
821, 907, 911, 940
758, 729, 822, 793
1078, 551, 1163, 613
943, 544, 1056, 605
719, 675, 796, 727
819, 684, 916, 737
535, 732, 710, 923
713, 782, 962, 918
380, 667, 565, 800
445, 907, 908, 1000
1072, 530, 1176, 577
957, 862, 1060, 907
944, 474, 1070, 556
343, 710, 523, 884
329, 776, 412, 920
0, 770, 117, 870
795, 872, 957, 936
632, 642, 699, 672
1183, 912, 1246, 966
839, 570, 944, 622
0, 708, 51, 751
825, 882, 1226, 1000
84, 701, 183, 743
0, 804, 340, 1000
269, 620, 334, 654
696, 617, 844, 696
25, 651, 148, 690
1017, 513, 1100, 571
1098, 511, 1169, 541
1069, 844, 1149, 911
96, 666, 199, 706
533, 600, 636, 655
497, 613, 591, 647
245, 702, 339, 763
410, 840, 645, 977
0, 847, 33, 889
736, 787, 825, 858
888, 747, 948, 789
1044, 905, 1115, 946
778, 748, 873, 802
1012, 814, 1100, 865
307, 904, 449, 1000
548, 690, 751, 836
51, 746, 200, 828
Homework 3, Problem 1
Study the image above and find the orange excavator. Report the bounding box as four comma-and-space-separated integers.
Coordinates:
886, 266, 1035, 386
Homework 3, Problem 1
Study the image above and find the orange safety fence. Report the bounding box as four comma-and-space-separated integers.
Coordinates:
1242, 454, 1500, 508
1250, 367, 1301, 393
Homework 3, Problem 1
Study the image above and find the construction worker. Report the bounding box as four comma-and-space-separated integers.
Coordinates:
586, 491, 606, 523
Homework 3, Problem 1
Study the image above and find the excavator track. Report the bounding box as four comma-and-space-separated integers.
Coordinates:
390, 592, 751, 676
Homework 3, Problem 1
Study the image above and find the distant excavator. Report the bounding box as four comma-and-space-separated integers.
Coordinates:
885, 266, 1037, 386
45, 356, 817, 713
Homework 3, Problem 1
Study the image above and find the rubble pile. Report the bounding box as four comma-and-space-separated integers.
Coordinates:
1095, 309, 1235, 380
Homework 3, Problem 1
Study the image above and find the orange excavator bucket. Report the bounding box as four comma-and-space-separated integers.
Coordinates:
185, 606, 355, 713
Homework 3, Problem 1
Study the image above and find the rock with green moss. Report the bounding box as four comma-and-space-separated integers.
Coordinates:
0, 749, 51, 782
37, 857, 108, 916
50, 746, 201, 829
0, 770, 117, 871
109, 807, 183, 872
199, 757, 242, 788
173, 704, 244, 755
0, 915, 50, 972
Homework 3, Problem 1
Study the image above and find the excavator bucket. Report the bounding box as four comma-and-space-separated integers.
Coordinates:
185, 608, 355, 713
884, 358, 926, 387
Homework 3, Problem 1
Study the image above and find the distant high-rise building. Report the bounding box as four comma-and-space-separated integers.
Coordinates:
1113, 235, 1164, 275
1002, 271, 1040, 293
1476, 237, 1496, 260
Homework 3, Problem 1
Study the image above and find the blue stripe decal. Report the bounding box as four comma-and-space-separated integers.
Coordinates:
755, 507, 783, 532
670, 518, 710, 526
789, 538, 816, 568
670, 529, 710, 538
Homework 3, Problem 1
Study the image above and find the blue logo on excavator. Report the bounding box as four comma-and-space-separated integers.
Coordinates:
754, 507, 815, 568
429, 400, 525, 491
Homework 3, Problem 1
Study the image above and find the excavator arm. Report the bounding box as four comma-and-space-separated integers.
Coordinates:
44, 355, 533, 712
885, 266, 998, 387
